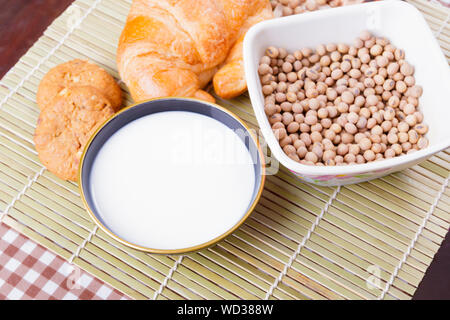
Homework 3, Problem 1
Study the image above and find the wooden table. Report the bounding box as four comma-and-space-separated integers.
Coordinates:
0, 0, 448, 300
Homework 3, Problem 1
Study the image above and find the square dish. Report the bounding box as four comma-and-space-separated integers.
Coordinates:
244, 0, 450, 186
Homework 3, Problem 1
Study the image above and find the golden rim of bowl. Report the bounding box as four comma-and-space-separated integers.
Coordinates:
78, 96, 266, 255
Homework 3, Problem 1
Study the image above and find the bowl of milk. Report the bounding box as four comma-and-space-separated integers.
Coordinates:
79, 97, 265, 254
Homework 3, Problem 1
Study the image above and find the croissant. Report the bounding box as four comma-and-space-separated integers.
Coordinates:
117, 0, 273, 103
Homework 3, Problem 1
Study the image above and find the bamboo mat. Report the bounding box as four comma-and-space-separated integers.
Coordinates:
0, 0, 449, 300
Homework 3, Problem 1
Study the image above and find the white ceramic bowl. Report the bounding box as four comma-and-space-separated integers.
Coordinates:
244, 1, 450, 186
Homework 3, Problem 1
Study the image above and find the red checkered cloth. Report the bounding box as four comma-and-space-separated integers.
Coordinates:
0, 224, 128, 300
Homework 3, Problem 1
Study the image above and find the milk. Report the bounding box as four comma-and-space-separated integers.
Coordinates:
90, 111, 256, 250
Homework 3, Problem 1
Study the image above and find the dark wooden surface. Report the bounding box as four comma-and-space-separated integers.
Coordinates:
0, 0, 448, 300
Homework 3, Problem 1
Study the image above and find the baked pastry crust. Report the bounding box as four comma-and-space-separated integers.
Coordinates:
37, 59, 122, 111
34, 86, 114, 181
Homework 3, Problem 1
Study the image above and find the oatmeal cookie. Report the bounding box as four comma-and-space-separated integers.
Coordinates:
34, 86, 115, 181
37, 59, 122, 110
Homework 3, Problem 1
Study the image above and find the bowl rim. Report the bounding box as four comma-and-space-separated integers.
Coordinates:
243, 0, 450, 176
78, 97, 266, 254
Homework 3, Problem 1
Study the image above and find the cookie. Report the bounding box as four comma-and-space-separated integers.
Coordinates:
37, 59, 122, 111
34, 86, 115, 181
